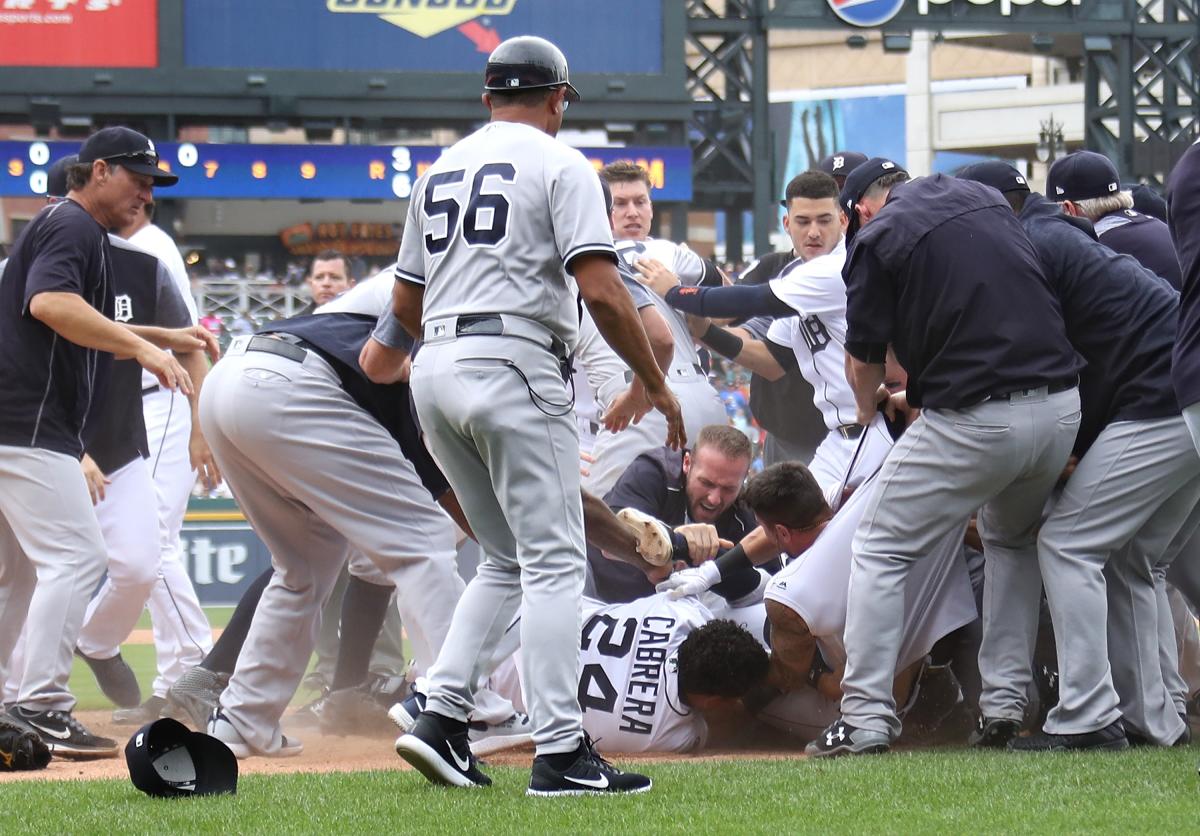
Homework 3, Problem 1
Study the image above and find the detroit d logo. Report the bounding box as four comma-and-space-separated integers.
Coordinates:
114, 294, 133, 323
326, 0, 517, 38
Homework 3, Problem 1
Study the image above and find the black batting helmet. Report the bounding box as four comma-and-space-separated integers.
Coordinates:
484, 35, 580, 103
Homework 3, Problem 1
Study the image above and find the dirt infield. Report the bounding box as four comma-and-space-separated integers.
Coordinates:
0, 710, 798, 783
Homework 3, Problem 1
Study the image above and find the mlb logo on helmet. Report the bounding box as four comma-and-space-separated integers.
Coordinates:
827, 0, 906, 27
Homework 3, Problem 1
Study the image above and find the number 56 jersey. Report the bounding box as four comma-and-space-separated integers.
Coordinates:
577, 593, 712, 754
394, 120, 616, 350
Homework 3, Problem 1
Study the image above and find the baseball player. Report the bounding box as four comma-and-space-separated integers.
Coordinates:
0, 127, 194, 758
577, 161, 728, 496
1170, 142, 1200, 454
390, 36, 682, 797
959, 162, 1199, 750
638, 170, 894, 501
807, 161, 1083, 757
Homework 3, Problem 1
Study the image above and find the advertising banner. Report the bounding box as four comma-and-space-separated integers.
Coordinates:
1, 140, 693, 201
183, 0, 663, 74
0, 0, 157, 68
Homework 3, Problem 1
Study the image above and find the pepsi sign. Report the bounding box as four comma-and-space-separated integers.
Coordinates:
827, 0, 906, 27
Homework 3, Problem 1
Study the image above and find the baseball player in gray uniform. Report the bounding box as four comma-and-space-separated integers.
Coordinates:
390, 36, 683, 797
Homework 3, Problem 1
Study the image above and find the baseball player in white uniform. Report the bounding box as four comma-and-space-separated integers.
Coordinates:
390, 36, 683, 797
578, 162, 728, 497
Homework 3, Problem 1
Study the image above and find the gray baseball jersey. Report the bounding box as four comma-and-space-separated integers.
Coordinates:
396, 120, 614, 348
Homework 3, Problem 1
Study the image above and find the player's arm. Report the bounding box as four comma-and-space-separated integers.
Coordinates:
695, 322, 791, 381
764, 600, 819, 693
576, 254, 684, 449
846, 353, 887, 426
637, 259, 793, 319
844, 245, 895, 425
601, 306, 674, 433
581, 490, 670, 581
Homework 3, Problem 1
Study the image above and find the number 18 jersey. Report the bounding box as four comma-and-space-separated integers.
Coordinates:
394, 120, 616, 350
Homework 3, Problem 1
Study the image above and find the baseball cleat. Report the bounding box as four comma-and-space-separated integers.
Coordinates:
1008, 718, 1129, 752
112, 695, 168, 726
805, 719, 890, 758
387, 689, 426, 733
165, 666, 229, 731
6, 706, 118, 760
75, 649, 141, 709
968, 716, 1021, 749
616, 507, 674, 567
315, 686, 394, 737
527, 735, 651, 797
395, 712, 491, 788
469, 711, 534, 756
208, 708, 303, 759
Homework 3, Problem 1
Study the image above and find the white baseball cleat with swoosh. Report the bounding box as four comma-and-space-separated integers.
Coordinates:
527, 734, 652, 797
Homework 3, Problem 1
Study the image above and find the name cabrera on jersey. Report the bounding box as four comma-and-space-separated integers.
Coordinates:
394, 121, 615, 349
764, 240, 857, 431
578, 593, 710, 754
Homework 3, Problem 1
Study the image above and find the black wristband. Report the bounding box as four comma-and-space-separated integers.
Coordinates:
713, 543, 751, 582
701, 324, 744, 360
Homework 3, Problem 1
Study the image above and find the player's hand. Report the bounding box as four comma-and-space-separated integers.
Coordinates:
80, 454, 110, 505
644, 382, 685, 450
358, 337, 411, 384
579, 450, 595, 478
160, 325, 221, 364
634, 258, 681, 297
659, 562, 721, 600
136, 343, 193, 395
189, 430, 221, 491
602, 385, 651, 433
674, 524, 732, 564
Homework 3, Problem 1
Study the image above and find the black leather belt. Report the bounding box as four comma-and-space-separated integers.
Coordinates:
142, 384, 160, 396
247, 334, 308, 363
454, 314, 567, 359
836, 423, 864, 440
991, 378, 1076, 402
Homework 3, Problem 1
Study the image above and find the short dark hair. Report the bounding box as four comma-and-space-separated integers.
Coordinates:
863, 170, 911, 203
742, 462, 828, 530
784, 171, 840, 204
65, 161, 94, 192
487, 86, 555, 109
1002, 190, 1028, 214
601, 160, 653, 191
693, 424, 753, 463
677, 619, 769, 699
311, 249, 350, 276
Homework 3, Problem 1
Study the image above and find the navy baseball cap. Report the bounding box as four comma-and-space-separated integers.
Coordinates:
840, 157, 907, 244
1046, 151, 1119, 203
956, 161, 1030, 195
817, 151, 868, 178
46, 154, 77, 199
125, 718, 238, 798
79, 126, 178, 186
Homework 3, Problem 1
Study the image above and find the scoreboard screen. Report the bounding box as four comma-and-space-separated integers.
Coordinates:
1, 141, 693, 202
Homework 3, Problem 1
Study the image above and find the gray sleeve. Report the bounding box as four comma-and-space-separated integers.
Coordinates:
155, 260, 193, 328
739, 315, 772, 341
549, 150, 617, 271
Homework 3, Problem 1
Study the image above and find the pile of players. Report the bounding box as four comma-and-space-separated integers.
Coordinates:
3, 34, 1200, 799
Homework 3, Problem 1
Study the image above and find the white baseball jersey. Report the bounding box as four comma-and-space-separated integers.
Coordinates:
395, 121, 614, 349
764, 472, 977, 673
574, 269, 657, 405
764, 239, 857, 431
130, 223, 197, 390
577, 593, 710, 754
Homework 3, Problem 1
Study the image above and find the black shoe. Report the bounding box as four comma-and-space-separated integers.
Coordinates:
112, 695, 167, 726
527, 735, 652, 797
395, 712, 491, 788
1008, 719, 1129, 752
1125, 717, 1190, 748
969, 716, 1020, 748
7, 706, 118, 760
804, 719, 890, 758
75, 649, 140, 708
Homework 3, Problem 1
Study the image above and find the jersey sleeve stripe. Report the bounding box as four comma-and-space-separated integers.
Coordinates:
395, 267, 426, 286
563, 243, 618, 264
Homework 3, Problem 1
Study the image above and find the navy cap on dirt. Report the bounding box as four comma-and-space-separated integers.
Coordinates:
840, 157, 907, 244
125, 718, 237, 798
817, 151, 868, 178
957, 161, 1030, 195
484, 35, 580, 103
46, 154, 77, 199
1046, 150, 1119, 203
78, 126, 178, 187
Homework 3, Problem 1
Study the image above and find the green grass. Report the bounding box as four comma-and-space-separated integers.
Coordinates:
8, 749, 1200, 834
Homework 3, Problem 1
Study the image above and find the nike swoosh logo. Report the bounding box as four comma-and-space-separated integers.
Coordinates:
449, 746, 471, 772
567, 774, 610, 789
29, 722, 71, 740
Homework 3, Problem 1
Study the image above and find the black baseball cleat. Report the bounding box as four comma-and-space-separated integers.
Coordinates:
527, 736, 652, 797
805, 718, 890, 758
1008, 718, 1129, 752
6, 706, 118, 760
75, 649, 141, 708
395, 712, 491, 788
969, 716, 1021, 748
